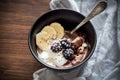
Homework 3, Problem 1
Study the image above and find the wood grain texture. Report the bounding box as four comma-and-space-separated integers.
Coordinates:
0, 0, 50, 80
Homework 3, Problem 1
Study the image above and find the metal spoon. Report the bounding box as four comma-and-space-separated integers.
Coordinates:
71, 1, 107, 34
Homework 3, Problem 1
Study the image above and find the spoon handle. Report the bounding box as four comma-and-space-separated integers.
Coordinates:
71, 1, 107, 34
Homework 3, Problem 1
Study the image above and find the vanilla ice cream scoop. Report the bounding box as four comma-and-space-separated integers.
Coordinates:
53, 53, 67, 67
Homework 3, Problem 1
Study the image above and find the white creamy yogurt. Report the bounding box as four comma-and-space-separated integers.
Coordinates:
53, 52, 67, 67
38, 48, 67, 67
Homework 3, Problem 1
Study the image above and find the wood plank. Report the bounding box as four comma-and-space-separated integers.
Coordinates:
0, 0, 50, 80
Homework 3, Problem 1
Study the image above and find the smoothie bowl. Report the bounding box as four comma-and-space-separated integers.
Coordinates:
28, 9, 97, 71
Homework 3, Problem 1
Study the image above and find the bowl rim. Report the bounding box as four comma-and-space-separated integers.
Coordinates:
28, 9, 97, 71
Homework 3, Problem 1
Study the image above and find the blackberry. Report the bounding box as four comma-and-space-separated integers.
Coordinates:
51, 41, 63, 53
60, 39, 71, 48
63, 48, 75, 60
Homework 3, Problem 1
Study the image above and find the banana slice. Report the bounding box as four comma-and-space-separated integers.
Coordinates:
37, 31, 49, 40
36, 23, 64, 50
42, 26, 57, 39
50, 22, 64, 39
36, 32, 49, 50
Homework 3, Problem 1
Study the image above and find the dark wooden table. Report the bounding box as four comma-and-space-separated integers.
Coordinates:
0, 0, 50, 80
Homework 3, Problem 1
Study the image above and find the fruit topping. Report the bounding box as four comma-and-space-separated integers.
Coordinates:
63, 48, 75, 60
50, 22, 64, 39
60, 39, 71, 48
51, 41, 63, 53
42, 26, 57, 39
36, 32, 49, 50
36, 23, 65, 51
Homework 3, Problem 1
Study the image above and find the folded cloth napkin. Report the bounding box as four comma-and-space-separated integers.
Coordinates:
33, 0, 120, 80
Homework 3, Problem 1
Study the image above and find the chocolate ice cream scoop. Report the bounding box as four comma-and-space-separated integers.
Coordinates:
72, 36, 85, 49
77, 42, 88, 54
77, 46, 84, 54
